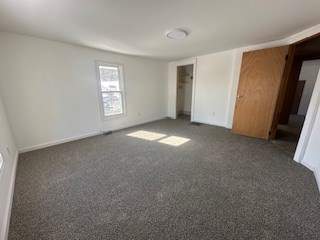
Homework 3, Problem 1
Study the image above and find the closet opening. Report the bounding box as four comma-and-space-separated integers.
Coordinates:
176, 64, 194, 121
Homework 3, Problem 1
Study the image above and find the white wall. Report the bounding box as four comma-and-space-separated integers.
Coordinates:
0, 97, 18, 240
303, 101, 320, 169
297, 68, 320, 170
168, 62, 177, 118
294, 66, 320, 193
0, 32, 168, 151
168, 39, 293, 128
298, 60, 320, 115
168, 51, 235, 126
193, 50, 236, 127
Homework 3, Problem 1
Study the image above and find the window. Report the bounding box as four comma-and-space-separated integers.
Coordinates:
95, 62, 126, 119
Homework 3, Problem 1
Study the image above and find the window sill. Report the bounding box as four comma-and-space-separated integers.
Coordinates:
101, 112, 127, 121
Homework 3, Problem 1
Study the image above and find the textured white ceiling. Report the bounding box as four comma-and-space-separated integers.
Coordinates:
0, 0, 320, 60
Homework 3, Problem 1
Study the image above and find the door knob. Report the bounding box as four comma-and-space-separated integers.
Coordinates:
237, 95, 244, 99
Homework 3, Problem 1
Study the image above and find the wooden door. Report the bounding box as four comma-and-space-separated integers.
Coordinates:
291, 80, 306, 114
232, 46, 289, 139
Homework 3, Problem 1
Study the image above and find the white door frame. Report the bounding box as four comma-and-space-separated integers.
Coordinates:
294, 68, 320, 168
173, 59, 197, 121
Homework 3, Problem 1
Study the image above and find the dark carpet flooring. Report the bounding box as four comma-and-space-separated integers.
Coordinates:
9, 119, 320, 240
272, 114, 305, 158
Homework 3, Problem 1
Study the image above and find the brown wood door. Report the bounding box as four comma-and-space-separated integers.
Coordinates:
291, 80, 305, 114
232, 46, 289, 139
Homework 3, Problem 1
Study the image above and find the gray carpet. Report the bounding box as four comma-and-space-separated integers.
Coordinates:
272, 114, 305, 158
9, 119, 320, 240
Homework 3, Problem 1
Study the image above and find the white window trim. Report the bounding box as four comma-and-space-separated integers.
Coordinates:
95, 61, 127, 121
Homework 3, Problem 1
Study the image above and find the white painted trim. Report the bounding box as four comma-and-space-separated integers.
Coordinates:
94, 61, 127, 121
0, 153, 4, 181
190, 60, 197, 122
175, 58, 197, 67
167, 62, 176, 118
294, 69, 320, 163
1, 151, 19, 240
18, 116, 166, 153
314, 165, 320, 193
100, 116, 166, 132
300, 159, 315, 172
238, 40, 289, 53
193, 119, 227, 128
225, 49, 237, 128
288, 23, 320, 45
19, 131, 102, 153
226, 49, 243, 128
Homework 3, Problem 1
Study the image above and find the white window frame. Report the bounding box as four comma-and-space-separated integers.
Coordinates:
95, 61, 126, 120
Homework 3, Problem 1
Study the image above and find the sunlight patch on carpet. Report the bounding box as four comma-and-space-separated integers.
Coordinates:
159, 136, 190, 146
127, 130, 166, 141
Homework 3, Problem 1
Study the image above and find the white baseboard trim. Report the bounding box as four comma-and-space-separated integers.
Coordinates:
101, 116, 166, 133
18, 131, 102, 153
314, 166, 320, 193
192, 119, 227, 128
1, 151, 19, 240
300, 160, 315, 172
18, 116, 167, 153
178, 111, 191, 115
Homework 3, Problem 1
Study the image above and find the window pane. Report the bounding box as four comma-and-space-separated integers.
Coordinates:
102, 92, 123, 116
99, 66, 121, 91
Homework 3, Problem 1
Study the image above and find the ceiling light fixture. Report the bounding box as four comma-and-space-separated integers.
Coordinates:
166, 28, 190, 40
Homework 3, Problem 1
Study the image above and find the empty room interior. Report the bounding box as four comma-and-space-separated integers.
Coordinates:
1, 1, 320, 239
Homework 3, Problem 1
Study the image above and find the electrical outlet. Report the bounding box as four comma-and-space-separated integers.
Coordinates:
138, 112, 141, 116
212, 112, 215, 116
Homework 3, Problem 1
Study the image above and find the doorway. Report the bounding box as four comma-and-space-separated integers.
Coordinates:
176, 64, 194, 121
272, 60, 320, 156
231, 33, 320, 160
271, 33, 320, 158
